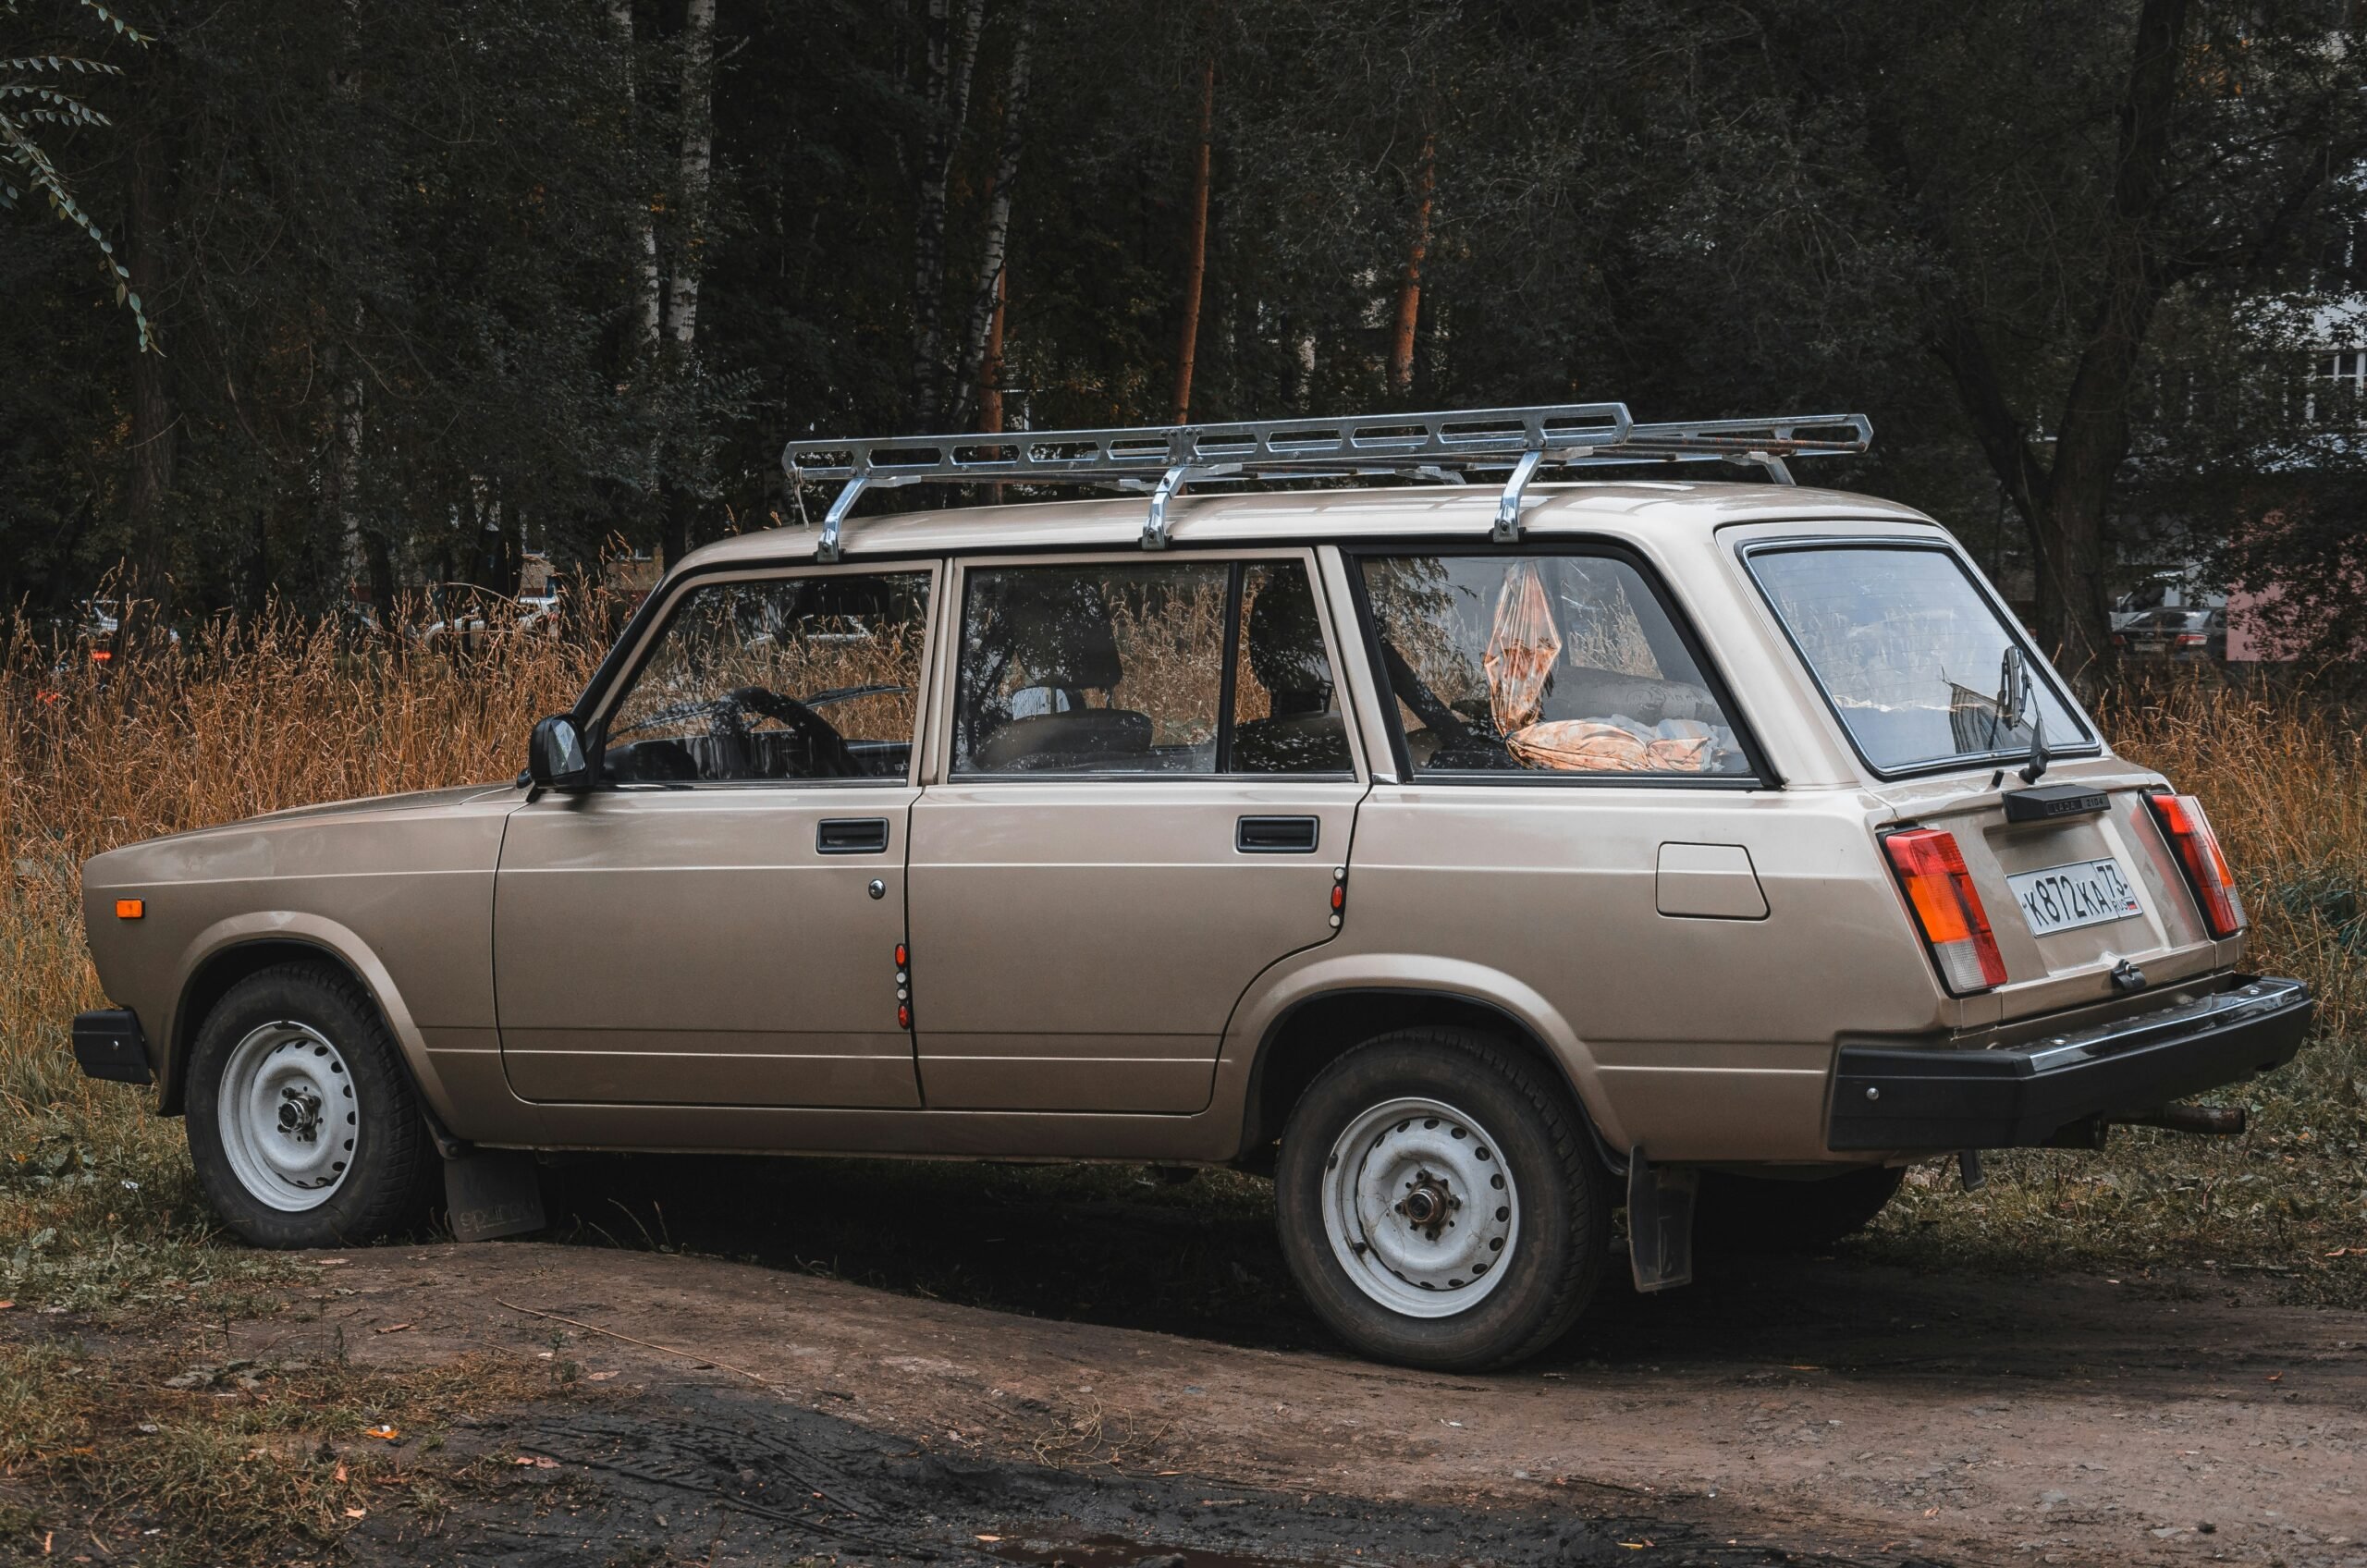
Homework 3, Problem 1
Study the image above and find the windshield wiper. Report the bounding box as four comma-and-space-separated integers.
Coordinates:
1995, 646, 2049, 784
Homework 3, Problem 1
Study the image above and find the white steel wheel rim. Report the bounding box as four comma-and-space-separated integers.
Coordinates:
1320, 1095, 1519, 1318
216, 1022, 360, 1212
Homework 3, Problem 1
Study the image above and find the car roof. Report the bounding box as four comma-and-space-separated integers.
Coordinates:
675, 480, 1942, 572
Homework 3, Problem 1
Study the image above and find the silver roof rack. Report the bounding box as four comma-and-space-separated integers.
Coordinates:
783, 403, 1872, 561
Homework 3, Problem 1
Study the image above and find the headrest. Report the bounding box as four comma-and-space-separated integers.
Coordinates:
979, 572, 1122, 692
1246, 570, 1331, 710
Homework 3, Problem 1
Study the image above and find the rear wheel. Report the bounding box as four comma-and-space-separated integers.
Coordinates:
1695, 1164, 1905, 1256
1275, 1028, 1608, 1370
184, 962, 437, 1248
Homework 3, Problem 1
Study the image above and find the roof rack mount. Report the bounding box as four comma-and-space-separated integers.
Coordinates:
783, 403, 1871, 560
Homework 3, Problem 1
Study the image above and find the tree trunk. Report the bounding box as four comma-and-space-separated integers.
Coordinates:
980, 257, 1011, 502
2028, 0, 2191, 681
324, 307, 370, 622
1171, 50, 1216, 424
665, 0, 717, 360
658, 0, 717, 569
980, 238, 1009, 435
1388, 133, 1435, 396
911, 0, 988, 423
124, 125, 178, 606
1922, 0, 2190, 680
950, 5, 1034, 428
612, 0, 659, 366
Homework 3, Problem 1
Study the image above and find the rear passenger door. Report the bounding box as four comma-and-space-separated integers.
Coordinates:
907, 551, 1365, 1112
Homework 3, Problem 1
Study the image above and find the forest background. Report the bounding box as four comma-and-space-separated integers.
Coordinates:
6, 0, 2367, 672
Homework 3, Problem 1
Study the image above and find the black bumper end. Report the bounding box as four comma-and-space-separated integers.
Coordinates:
1829, 975, 2312, 1152
72, 1009, 154, 1085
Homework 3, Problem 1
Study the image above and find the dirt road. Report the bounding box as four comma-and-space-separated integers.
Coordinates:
229, 1240, 2364, 1567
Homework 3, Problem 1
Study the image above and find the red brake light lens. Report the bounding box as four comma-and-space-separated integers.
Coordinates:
2146, 793, 2246, 938
1883, 828, 2009, 994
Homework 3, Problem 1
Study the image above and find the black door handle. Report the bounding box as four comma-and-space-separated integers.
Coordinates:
816, 817, 890, 854
1237, 815, 1319, 853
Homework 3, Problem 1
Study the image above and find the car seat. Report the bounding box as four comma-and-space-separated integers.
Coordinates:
970, 573, 1156, 771
1232, 570, 1352, 772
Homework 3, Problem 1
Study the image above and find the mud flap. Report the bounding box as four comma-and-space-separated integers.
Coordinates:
445, 1148, 546, 1243
1625, 1146, 1697, 1292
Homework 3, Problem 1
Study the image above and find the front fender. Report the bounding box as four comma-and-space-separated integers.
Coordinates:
165, 913, 461, 1125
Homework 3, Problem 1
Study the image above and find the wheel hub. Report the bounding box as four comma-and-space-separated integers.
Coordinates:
216, 1022, 359, 1213
277, 1086, 324, 1141
1320, 1096, 1519, 1318
1396, 1172, 1455, 1236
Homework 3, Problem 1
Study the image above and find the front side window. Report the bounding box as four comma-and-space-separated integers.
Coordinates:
953, 557, 1351, 776
1746, 545, 2090, 775
601, 570, 931, 783
1360, 553, 1752, 778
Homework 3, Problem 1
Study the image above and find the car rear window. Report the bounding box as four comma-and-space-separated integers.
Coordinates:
1746, 544, 2091, 775
1358, 553, 1753, 778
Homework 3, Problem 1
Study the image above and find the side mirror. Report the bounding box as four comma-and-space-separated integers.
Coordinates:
526, 714, 591, 791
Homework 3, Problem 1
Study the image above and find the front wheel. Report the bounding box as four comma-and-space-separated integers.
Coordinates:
1275, 1028, 1609, 1371
184, 962, 437, 1248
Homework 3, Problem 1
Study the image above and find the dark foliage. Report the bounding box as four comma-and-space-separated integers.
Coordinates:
3, 0, 2363, 658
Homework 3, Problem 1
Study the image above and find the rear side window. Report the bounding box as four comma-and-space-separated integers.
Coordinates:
1746, 545, 2091, 776
1358, 553, 1752, 778
953, 557, 1352, 777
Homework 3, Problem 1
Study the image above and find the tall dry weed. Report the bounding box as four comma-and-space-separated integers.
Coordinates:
2100, 672, 2365, 1090
1, 606, 597, 1130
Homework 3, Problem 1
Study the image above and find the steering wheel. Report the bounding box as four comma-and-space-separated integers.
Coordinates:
712, 684, 858, 778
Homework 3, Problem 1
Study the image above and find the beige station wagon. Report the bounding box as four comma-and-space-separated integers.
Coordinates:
71, 404, 2313, 1369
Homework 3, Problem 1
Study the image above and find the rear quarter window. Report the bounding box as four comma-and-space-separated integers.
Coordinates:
1358, 552, 1755, 779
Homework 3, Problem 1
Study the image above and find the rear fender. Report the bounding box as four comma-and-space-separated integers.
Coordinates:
1227, 950, 1627, 1156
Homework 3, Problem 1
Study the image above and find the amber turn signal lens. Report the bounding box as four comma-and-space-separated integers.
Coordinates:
115, 898, 144, 920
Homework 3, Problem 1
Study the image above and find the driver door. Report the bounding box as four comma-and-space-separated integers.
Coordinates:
494, 563, 937, 1108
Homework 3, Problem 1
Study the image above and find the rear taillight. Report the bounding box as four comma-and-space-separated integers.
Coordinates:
2146, 792, 2246, 938
1883, 828, 2009, 994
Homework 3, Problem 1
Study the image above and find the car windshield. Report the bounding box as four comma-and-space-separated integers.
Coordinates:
1747, 544, 2091, 775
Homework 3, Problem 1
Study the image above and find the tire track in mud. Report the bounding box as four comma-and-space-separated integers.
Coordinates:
350, 1385, 1917, 1568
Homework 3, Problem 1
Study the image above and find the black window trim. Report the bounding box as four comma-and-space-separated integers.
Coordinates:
583, 561, 939, 791
1343, 538, 1777, 790
1736, 535, 2102, 783
945, 552, 1358, 784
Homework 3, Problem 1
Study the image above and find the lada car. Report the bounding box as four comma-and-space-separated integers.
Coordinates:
70, 405, 2313, 1370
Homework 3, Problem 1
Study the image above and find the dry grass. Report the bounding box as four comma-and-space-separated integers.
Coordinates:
0, 1330, 585, 1564
2, 605, 599, 1318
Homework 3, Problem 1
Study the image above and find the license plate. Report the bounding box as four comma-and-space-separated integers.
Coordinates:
2132, 640, 2166, 654
2008, 857, 2144, 936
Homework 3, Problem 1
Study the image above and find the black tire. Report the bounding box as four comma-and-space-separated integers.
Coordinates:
183, 962, 438, 1248
1275, 1028, 1609, 1371
1694, 1164, 1905, 1256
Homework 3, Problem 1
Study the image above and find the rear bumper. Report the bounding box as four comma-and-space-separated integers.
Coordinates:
1828, 975, 2312, 1151
71, 1008, 155, 1085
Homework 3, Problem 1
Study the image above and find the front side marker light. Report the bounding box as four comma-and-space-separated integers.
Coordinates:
115, 898, 143, 920
2146, 792, 2246, 938
1883, 828, 2007, 994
